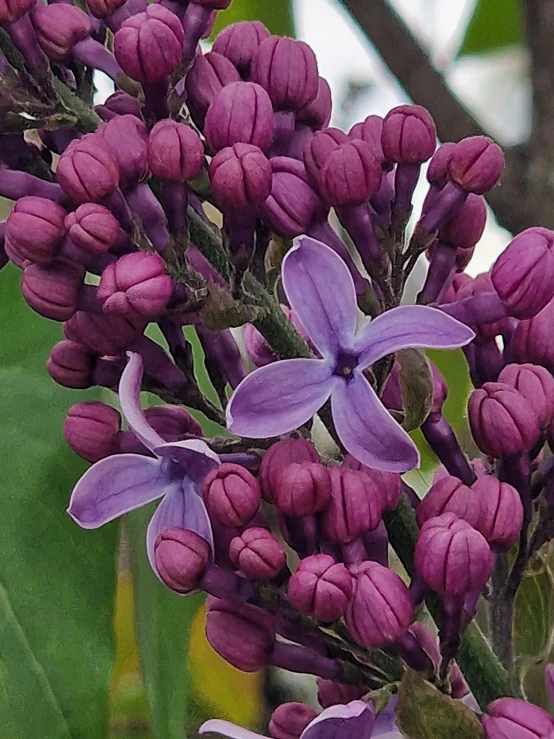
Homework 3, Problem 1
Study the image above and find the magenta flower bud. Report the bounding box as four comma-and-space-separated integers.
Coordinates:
348, 115, 385, 167
206, 596, 275, 672
203, 463, 261, 527
97, 115, 148, 189
456, 272, 508, 343
57, 134, 119, 204
275, 462, 331, 517
345, 561, 412, 648
297, 77, 332, 131
427, 142, 456, 187
64, 203, 123, 256
5, 196, 66, 265
382, 105, 436, 164
491, 227, 554, 319
483, 698, 554, 739
471, 475, 523, 551
185, 51, 241, 128
316, 679, 367, 709
64, 401, 121, 463
321, 467, 382, 544
154, 527, 210, 594
21, 259, 84, 321
148, 120, 204, 183
303, 127, 348, 188
212, 20, 270, 78
64, 310, 144, 356
468, 381, 541, 457
252, 36, 318, 111
114, 5, 184, 83
97, 252, 173, 317
498, 363, 554, 430
0, 0, 33, 23
144, 405, 202, 439
320, 140, 382, 207
448, 136, 504, 195
415, 513, 493, 596
229, 527, 286, 579
47, 339, 94, 389
204, 81, 274, 153
32, 3, 92, 60
269, 703, 319, 739
209, 143, 272, 209
260, 438, 319, 502
511, 298, 554, 370
287, 553, 353, 623
85, 0, 125, 20
341, 455, 401, 513
438, 193, 487, 265
96, 91, 144, 122
417, 475, 480, 528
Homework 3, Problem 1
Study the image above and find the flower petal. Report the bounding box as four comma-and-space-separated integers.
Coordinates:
154, 440, 219, 484
226, 358, 336, 438
67, 454, 170, 529
199, 720, 266, 739
282, 237, 358, 358
302, 700, 374, 739
120, 352, 165, 451
354, 305, 475, 368
331, 373, 419, 472
146, 480, 214, 576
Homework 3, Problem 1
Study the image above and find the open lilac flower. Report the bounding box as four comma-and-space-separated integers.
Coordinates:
68, 352, 218, 578
200, 700, 375, 739
227, 238, 474, 471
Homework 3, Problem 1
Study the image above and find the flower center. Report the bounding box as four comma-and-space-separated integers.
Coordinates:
334, 352, 358, 380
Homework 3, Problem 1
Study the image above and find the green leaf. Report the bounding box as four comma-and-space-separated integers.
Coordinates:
127, 507, 203, 739
0, 264, 119, 738
514, 569, 553, 658
460, 0, 523, 56
396, 670, 485, 739
212, 0, 294, 38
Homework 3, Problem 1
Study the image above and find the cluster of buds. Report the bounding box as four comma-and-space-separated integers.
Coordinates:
3, 0, 554, 735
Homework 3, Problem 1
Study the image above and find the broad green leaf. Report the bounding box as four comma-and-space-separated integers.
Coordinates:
396, 670, 484, 739
427, 349, 470, 425
0, 264, 119, 738
514, 570, 553, 658
126, 506, 203, 739
460, 0, 523, 56
212, 0, 294, 38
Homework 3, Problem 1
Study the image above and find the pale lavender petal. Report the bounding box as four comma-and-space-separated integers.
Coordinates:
146, 480, 214, 576
302, 700, 374, 739
154, 440, 219, 484
67, 454, 170, 529
282, 237, 358, 358
331, 373, 419, 472
226, 358, 336, 438
120, 352, 165, 451
199, 720, 266, 739
546, 664, 554, 706
373, 697, 401, 737
354, 305, 475, 369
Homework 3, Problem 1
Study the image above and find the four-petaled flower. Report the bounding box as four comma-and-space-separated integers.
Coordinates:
227, 238, 474, 472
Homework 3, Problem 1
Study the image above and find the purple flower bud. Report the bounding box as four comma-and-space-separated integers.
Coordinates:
97, 115, 149, 189
319, 140, 382, 207
64, 401, 121, 462
341, 455, 401, 513
437, 193, 487, 269
114, 5, 184, 83
64, 203, 123, 255
382, 105, 436, 164
511, 298, 554, 370
448, 136, 504, 195
143, 405, 201, 441
498, 363, 554, 430
47, 339, 94, 389
321, 467, 382, 543
185, 51, 241, 128
252, 36, 319, 111
154, 527, 210, 594
0, 0, 33, 23
85, 0, 125, 20
96, 91, 144, 122
229, 527, 285, 579
491, 227, 554, 319
468, 382, 541, 457
483, 698, 554, 739
212, 20, 270, 78
32, 3, 92, 60
442, 272, 473, 304
64, 310, 144, 356
269, 703, 319, 739
415, 513, 493, 596
206, 596, 275, 672
427, 142, 456, 187
417, 475, 481, 528
316, 680, 367, 709
97, 252, 173, 317
348, 115, 385, 168
297, 77, 332, 131
5, 196, 66, 265
456, 273, 509, 343
57, 134, 119, 204
260, 439, 320, 502
303, 127, 348, 188
22, 259, 84, 321
148, 120, 204, 183
203, 463, 261, 527
204, 81, 274, 153
345, 561, 412, 647
287, 553, 353, 623
275, 462, 331, 517
209, 143, 272, 209
471, 475, 523, 551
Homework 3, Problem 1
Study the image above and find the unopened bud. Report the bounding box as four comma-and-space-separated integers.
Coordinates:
154, 527, 210, 594
229, 527, 285, 579
64, 401, 121, 462
203, 463, 261, 527
287, 553, 352, 623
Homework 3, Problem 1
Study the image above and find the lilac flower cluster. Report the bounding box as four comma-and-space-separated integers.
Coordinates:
2, 0, 554, 735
